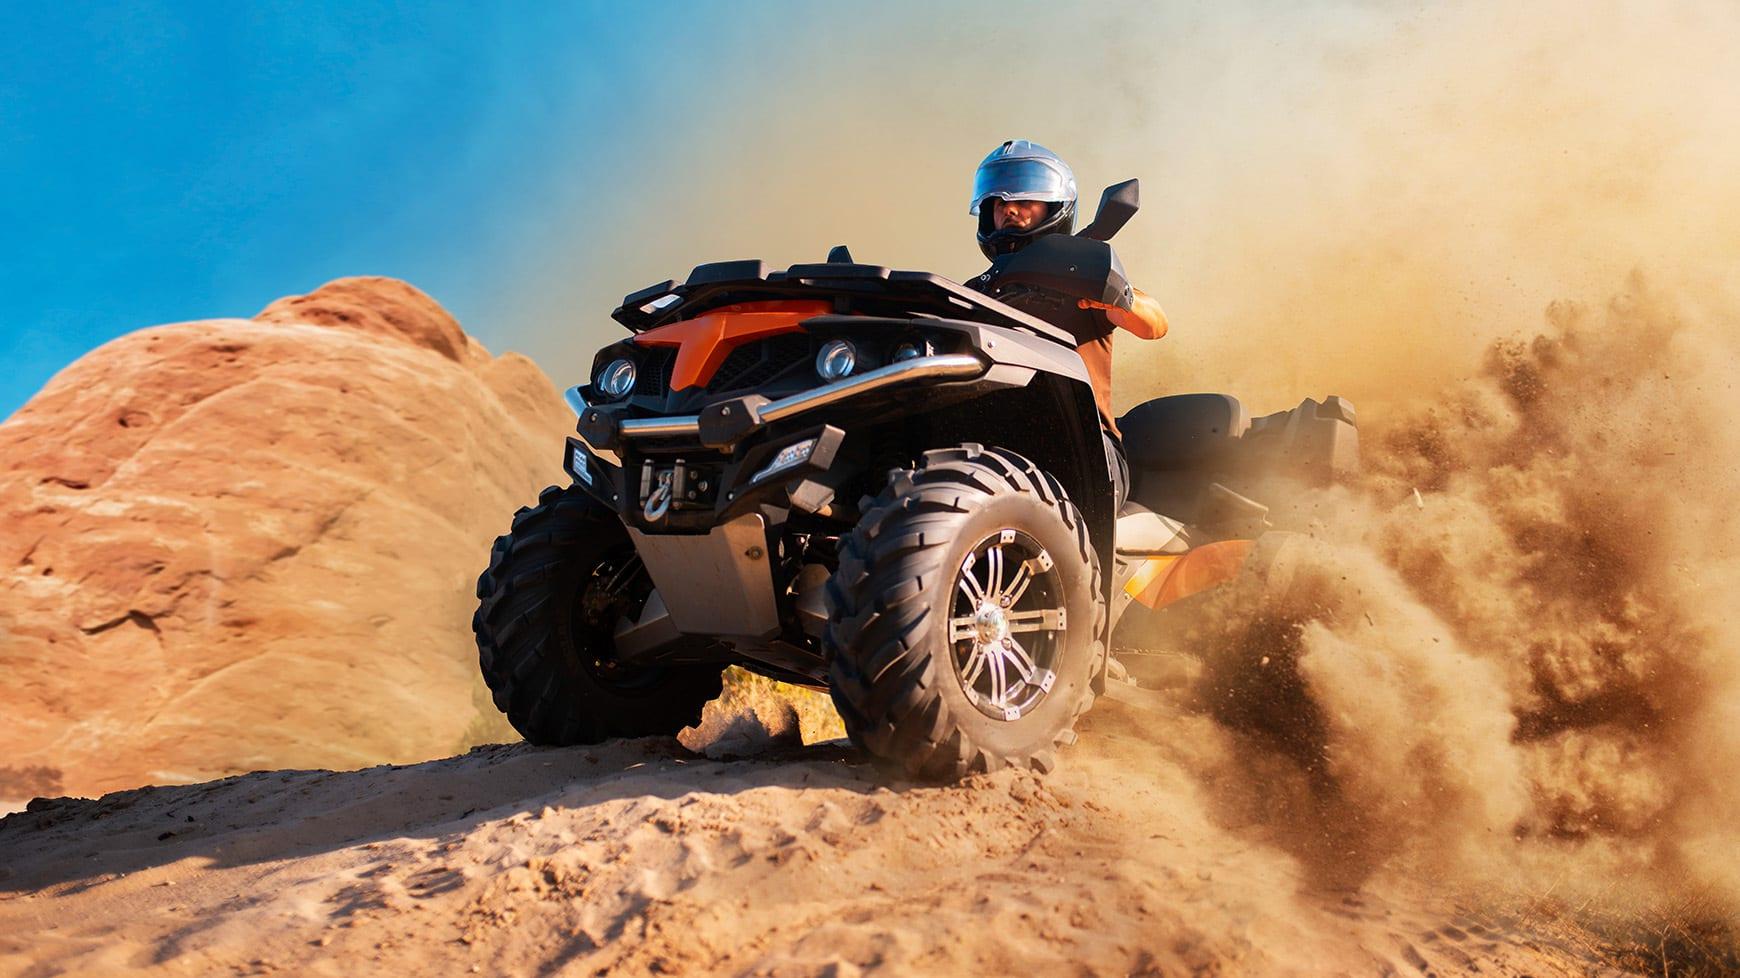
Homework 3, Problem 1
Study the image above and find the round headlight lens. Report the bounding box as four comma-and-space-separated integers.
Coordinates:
816, 339, 857, 381
597, 358, 637, 399
893, 338, 932, 362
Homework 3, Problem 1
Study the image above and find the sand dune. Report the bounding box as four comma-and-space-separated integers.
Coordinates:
0, 686, 1644, 978
0, 278, 570, 800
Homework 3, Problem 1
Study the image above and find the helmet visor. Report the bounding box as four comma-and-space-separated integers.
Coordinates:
970, 158, 1073, 214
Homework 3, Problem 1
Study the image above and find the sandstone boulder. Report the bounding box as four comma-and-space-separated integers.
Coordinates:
0, 277, 573, 798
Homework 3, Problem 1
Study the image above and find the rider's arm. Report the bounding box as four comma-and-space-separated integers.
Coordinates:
1078, 287, 1168, 339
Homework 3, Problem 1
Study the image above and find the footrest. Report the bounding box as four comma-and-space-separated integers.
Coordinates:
1114, 502, 1191, 556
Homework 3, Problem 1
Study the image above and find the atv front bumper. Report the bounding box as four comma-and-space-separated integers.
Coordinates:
563, 423, 847, 531
561, 353, 988, 532
570, 353, 984, 452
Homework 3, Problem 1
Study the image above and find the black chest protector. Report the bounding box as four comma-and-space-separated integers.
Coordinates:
967, 233, 1133, 345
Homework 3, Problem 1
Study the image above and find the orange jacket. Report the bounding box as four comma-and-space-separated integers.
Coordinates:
1071, 288, 1169, 439
1078, 287, 1169, 339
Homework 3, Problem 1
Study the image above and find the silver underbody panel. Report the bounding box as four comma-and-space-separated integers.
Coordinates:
626, 513, 780, 638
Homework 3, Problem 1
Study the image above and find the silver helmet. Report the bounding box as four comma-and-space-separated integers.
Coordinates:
970, 139, 1078, 259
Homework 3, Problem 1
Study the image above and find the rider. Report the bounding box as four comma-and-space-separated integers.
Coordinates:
966, 139, 1169, 512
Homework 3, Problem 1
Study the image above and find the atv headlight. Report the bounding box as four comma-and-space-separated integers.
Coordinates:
597, 358, 637, 399
893, 338, 933, 362
816, 340, 857, 381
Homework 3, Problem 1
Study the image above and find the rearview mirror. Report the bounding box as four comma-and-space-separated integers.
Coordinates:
1076, 179, 1139, 242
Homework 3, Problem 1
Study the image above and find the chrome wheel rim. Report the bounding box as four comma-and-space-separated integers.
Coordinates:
949, 528, 1066, 721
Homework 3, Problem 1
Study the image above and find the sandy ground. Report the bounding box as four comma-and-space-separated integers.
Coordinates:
0, 681, 1642, 978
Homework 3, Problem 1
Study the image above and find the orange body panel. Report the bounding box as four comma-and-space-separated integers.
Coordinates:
1122, 554, 1179, 601
633, 300, 832, 391
1124, 539, 1255, 610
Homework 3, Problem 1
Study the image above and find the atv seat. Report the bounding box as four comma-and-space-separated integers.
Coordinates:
1117, 393, 1249, 523
1114, 501, 1191, 556
1116, 393, 1358, 524
1118, 393, 1250, 470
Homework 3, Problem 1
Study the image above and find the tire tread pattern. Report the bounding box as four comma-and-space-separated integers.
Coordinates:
825, 444, 1106, 780
473, 484, 723, 745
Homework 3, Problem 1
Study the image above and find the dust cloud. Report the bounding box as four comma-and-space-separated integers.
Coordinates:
1099, 0, 1740, 939
1114, 1, 1740, 418
1194, 283, 1740, 919
1135, 0, 1740, 933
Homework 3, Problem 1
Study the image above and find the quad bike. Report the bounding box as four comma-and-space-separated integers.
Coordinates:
473, 179, 1357, 779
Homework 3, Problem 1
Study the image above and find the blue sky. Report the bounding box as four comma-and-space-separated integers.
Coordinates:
0, 3, 747, 419
1, 0, 1097, 421
4, 3, 1730, 422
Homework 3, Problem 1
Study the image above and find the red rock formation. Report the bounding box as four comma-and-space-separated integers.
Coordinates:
0, 277, 572, 798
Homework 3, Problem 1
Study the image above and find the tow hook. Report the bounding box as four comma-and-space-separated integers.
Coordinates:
644, 470, 673, 522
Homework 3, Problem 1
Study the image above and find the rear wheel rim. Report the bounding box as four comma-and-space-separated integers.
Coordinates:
948, 528, 1066, 721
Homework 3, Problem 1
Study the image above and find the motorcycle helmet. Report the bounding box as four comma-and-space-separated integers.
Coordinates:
970, 139, 1078, 259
